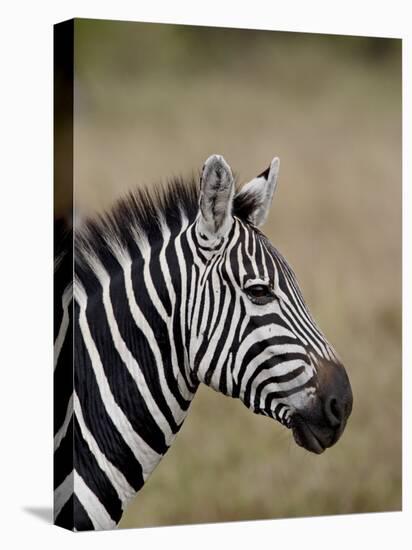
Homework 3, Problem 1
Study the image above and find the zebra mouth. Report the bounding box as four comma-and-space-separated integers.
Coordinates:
290, 415, 326, 454
263, 407, 328, 453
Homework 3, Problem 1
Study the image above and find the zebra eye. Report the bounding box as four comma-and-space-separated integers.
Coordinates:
245, 283, 275, 305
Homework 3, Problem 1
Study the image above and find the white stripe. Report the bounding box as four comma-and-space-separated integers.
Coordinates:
174, 213, 196, 394
196, 287, 232, 382
245, 232, 259, 279
74, 393, 136, 508
74, 279, 161, 478
275, 256, 331, 356
54, 471, 73, 520
261, 381, 316, 411
253, 365, 315, 410
208, 270, 223, 339
106, 231, 192, 411
276, 303, 309, 346
238, 313, 249, 341
162, 214, 193, 399
237, 230, 247, 284
274, 273, 325, 357
208, 294, 237, 390
83, 255, 175, 443
185, 221, 214, 341
132, 228, 192, 398
74, 470, 117, 530
186, 220, 210, 269
241, 344, 309, 388
263, 246, 323, 353
258, 238, 269, 280
226, 352, 233, 395
122, 257, 186, 424
246, 358, 310, 397
261, 240, 281, 296
187, 265, 197, 325
209, 227, 244, 389
198, 281, 211, 339
158, 215, 175, 304
54, 394, 73, 451
232, 324, 298, 383
54, 284, 72, 371
195, 222, 241, 384
133, 230, 169, 320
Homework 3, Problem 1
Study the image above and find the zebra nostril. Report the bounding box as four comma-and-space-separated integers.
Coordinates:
324, 396, 343, 428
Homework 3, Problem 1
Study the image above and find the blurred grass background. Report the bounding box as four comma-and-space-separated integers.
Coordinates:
71, 19, 401, 528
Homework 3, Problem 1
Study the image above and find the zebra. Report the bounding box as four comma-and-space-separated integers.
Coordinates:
54, 154, 353, 531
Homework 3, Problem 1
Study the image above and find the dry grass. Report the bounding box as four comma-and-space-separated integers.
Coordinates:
71, 20, 401, 528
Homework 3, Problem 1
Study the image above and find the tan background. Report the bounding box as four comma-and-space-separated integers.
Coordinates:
72, 20, 402, 527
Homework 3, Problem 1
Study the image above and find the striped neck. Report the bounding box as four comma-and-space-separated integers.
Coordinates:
73, 215, 203, 525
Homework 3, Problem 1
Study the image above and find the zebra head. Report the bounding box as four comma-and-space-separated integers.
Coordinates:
192, 154, 353, 454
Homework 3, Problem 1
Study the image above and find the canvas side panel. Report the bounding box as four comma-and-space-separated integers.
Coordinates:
54, 18, 74, 531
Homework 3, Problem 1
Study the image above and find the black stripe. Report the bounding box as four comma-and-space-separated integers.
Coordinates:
73, 494, 94, 531
195, 284, 207, 338
85, 281, 170, 452
191, 226, 209, 264
204, 279, 217, 341
236, 334, 301, 388
253, 366, 308, 410
149, 237, 172, 316
260, 239, 276, 281
237, 241, 254, 286
257, 166, 270, 179
277, 301, 311, 344
129, 255, 191, 411
275, 253, 327, 348
263, 376, 316, 405
269, 253, 327, 351
279, 300, 324, 355
194, 284, 227, 374
186, 259, 199, 352
54, 418, 73, 490
55, 493, 74, 530
74, 416, 123, 524
74, 313, 145, 491
279, 290, 325, 353
110, 266, 181, 434
199, 251, 221, 288
204, 270, 238, 385
223, 298, 247, 397
253, 238, 264, 278
244, 358, 307, 408
273, 402, 285, 420
242, 312, 294, 338
247, 228, 255, 257
54, 325, 73, 435
166, 234, 199, 393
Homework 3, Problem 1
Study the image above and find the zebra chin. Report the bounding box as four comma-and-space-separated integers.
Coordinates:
290, 414, 338, 455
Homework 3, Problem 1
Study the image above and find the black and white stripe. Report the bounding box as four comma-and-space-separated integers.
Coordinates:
54, 155, 348, 530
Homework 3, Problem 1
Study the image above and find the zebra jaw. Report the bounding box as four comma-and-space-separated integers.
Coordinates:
260, 405, 293, 429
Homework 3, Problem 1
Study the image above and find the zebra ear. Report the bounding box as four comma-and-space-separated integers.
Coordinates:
198, 154, 235, 238
237, 157, 280, 227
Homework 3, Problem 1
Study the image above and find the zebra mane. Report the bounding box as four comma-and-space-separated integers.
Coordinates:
76, 174, 261, 264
